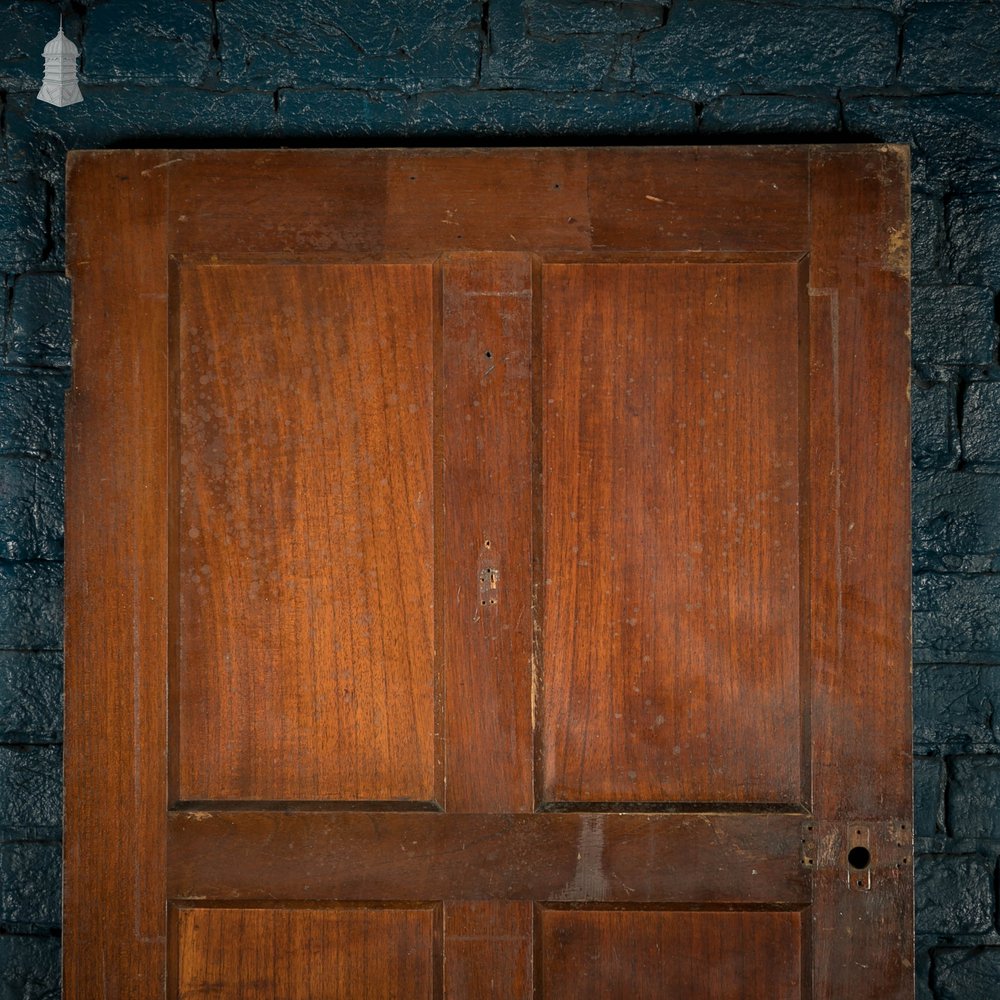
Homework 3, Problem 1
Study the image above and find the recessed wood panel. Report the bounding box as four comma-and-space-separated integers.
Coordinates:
176, 906, 437, 999
540, 262, 803, 804
174, 262, 436, 803
540, 908, 801, 999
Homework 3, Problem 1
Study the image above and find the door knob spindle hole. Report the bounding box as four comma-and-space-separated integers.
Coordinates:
847, 846, 871, 870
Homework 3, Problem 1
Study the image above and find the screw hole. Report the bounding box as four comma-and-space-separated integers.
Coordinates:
484, 351, 493, 359
848, 846, 871, 870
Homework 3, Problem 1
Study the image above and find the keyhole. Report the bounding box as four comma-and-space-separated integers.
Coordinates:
847, 846, 871, 870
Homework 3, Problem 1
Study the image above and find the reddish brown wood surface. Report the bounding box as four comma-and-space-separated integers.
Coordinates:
174, 261, 436, 804
539, 908, 802, 998
443, 902, 532, 999
167, 148, 810, 257
176, 905, 438, 999
806, 147, 913, 999
65, 150, 172, 998
540, 260, 804, 806
440, 254, 534, 812
66, 146, 912, 1000
167, 810, 810, 904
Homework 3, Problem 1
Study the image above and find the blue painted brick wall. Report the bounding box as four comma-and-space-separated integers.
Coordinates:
1, 1, 999, 997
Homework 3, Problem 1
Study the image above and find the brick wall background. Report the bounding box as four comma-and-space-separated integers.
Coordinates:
1, 1, 998, 997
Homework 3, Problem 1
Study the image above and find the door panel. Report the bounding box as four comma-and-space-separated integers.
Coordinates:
175, 262, 436, 804
176, 905, 438, 999
541, 909, 801, 1000
65, 147, 912, 999
539, 908, 802, 999
540, 261, 803, 806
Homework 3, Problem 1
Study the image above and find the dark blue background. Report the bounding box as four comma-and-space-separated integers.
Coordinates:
2, 2, 999, 997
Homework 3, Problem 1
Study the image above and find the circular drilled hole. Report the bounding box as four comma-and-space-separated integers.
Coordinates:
848, 846, 871, 870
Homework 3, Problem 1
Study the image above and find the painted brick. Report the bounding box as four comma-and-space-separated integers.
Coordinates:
911, 380, 959, 471
949, 757, 1000, 839
915, 854, 994, 935
843, 97, 1000, 188
721, 0, 899, 6
82, 0, 213, 86
281, 86, 694, 136
526, 0, 665, 36
218, 0, 482, 91
0, 458, 62, 561
935, 948, 1000, 1000
916, 944, 934, 1000
7, 90, 278, 174
947, 192, 1000, 285
277, 88, 410, 136
0, 2, 81, 91
0, 933, 60, 1000
911, 189, 943, 279
632, 0, 896, 100
914, 756, 945, 837
6, 274, 71, 370
913, 573, 1000, 663
401, 89, 695, 135
0, 562, 62, 651
902, 2, 1000, 92
0, 841, 60, 928
915, 666, 1000, 754
0, 374, 64, 458
701, 95, 841, 134
0, 176, 46, 273
0, 652, 61, 743
913, 470, 1000, 572
911, 285, 997, 368
0, 747, 60, 837
483, 0, 631, 90
962, 382, 1000, 470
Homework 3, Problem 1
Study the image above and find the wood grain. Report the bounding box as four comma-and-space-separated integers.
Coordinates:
174, 262, 436, 803
441, 254, 534, 812
539, 908, 802, 999
168, 148, 810, 257
176, 905, 438, 999
587, 146, 810, 253
540, 261, 803, 805
444, 902, 532, 999
64, 150, 171, 998
167, 810, 810, 905
806, 146, 913, 998
65, 146, 911, 998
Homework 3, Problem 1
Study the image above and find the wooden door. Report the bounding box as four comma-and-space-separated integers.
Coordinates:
65, 146, 912, 999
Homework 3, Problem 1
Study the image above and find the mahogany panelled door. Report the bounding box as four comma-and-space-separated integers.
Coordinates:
65, 146, 912, 999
